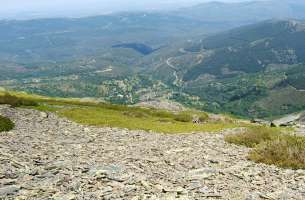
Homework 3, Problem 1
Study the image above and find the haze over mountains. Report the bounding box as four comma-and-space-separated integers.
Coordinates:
1, 0, 303, 20
1, 0, 305, 119
0, 0, 240, 19
177, 0, 305, 21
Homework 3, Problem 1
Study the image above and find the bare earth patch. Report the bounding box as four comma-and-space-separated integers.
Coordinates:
0, 105, 304, 199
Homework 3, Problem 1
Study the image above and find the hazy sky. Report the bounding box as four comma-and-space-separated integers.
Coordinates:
1, 0, 265, 19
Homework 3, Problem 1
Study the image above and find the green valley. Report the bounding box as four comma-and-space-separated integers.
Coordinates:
1, 1, 305, 199
1, 2, 305, 120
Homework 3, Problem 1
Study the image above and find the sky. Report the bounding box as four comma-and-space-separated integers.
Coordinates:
0, 0, 264, 19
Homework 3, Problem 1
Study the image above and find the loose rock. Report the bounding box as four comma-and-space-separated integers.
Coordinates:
0, 105, 304, 199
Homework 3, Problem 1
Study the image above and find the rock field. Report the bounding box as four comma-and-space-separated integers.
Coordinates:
0, 105, 304, 200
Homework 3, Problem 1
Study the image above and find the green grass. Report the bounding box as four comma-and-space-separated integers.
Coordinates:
0, 90, 243, 134
225, 126, 305, 169
173, 112, 193, 122
0, 93, 38, 107
58, 107, 239, 134
0, 116, 14, 132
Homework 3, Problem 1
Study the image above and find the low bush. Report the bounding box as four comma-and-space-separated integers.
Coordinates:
174, 113, 193, 122
0, 116, 14, 132
225, 126, 279, 148
150, 109, 175, 119
249, 135, 305, 169
198, 113, 209, 122
225, 126, 305, 169
0, 93, 38, 107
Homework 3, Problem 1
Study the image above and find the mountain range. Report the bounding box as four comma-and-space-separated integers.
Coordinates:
148, 19, 305, 118
1, 0, 305, 119
176, 0, 305, 22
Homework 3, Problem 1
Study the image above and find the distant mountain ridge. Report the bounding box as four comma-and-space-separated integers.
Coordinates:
1, 5, 305, 119
176, 0, 305, 23
2, 0, 305, 21
0, 0, 207, 20
182, 19, 305, 81
147, 19, 305, 118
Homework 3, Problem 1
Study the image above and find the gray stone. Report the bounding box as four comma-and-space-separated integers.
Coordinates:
0, 105, 304, 199
188, 168, 218, 180
0, 186, 20, 196
272, 113, 301, 127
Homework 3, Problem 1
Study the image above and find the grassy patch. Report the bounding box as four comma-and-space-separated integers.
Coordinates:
225, 126, 279, 148
0, 116, 14, 132
58, 107, 238, 134
198, 113, 209, 122
173, 112, 193, 122
0, 90, 242, 134
0, 93, 38, 107
249, 135, 305, 169
225, 126, 305, 169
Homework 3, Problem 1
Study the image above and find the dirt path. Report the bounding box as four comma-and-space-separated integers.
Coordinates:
166, 57, 182, 87
0, 105, 304, 199
166, 57, 177, 71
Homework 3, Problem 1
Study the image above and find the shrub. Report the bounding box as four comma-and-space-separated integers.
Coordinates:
150, 110, 175, 119
174, 113, 192, 122
198, 113, 209, 122
249, 135, 305, 169
225, 126, 279, 148
0, 93, 38, 107
0, 116, 14, 132
123, 111, 148, 118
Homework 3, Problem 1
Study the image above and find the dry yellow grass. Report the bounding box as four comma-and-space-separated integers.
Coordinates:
225, 126, 305, 169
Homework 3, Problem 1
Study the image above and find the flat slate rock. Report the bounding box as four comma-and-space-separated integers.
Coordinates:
0, 105, 304, 199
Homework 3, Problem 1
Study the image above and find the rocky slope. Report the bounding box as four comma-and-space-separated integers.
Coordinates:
0, 105, 304, 199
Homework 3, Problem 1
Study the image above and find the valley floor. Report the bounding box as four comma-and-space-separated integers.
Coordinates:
0, 105, 304, 200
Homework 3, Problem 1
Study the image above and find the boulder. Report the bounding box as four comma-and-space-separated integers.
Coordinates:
271, 113, 301, 127
297, 112, 305, 125
0, 186, 20, 197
